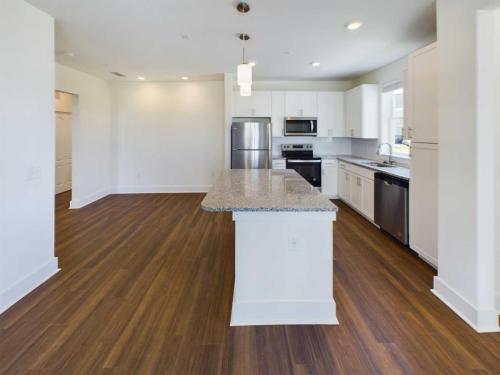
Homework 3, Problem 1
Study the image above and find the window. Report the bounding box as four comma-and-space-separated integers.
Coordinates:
381, 85, 410, 158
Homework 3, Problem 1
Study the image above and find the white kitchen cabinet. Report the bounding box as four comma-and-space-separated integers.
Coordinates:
350, 175, 363, 210
406, 43, 438, 143
233, 91, 272, 117
317, 92, 345, 137
338, 167, 350, 202
271, 91, 285, 137
410, 143, 438, 267
360, 177, 374, 220
285, 91, 318, 117
321, 159, 338, 196
344, 84, 379, 139
337, 161, 375, 221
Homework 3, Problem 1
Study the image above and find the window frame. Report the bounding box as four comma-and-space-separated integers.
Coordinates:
380, 83, 410, 159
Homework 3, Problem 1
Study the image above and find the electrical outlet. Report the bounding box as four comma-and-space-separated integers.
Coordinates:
26, 166, 41, 181
288, 236, 300, 252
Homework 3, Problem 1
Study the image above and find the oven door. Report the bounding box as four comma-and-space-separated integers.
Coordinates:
286, 159, 322, 187
284, 118, 317, 136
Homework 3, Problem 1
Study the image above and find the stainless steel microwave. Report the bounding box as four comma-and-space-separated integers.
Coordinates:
284, 117, 318, 136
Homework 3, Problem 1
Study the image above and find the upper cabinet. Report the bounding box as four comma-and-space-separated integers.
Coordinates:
285, 91, 317, 117
345, 84, 379, 139
271, 91, 285, 137
317, 92, 345, 137
406, 42, 438, 144
233, 91, 272, 117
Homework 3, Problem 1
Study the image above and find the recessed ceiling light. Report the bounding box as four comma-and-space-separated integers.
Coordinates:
137, 76, 145, 80
181, 76, 189, 80
346, 21, 363, 30
248, 61, 256, 67
310, 62, 321, 67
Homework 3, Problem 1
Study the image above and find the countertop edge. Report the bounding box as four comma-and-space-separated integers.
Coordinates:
336, 157, 410, 180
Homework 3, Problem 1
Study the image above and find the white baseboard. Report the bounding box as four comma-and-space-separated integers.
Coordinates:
230, 300, 338, 326
70, 189, 109, 209
432, 277, 500, 332
112, 185, 211, 194
0, 257, 59, 315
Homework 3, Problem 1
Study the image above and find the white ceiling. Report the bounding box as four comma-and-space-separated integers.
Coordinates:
27, 0, 436, 81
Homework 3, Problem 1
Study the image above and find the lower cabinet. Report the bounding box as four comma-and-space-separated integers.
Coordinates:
338, 162, 375, 221
272, 159, 287, 170
321, 159, 338, 196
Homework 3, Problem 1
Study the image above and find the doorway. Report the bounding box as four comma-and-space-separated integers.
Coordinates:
55, 91, 73, 196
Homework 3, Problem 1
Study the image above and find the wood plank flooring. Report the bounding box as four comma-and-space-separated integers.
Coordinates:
0, 191, 499, 374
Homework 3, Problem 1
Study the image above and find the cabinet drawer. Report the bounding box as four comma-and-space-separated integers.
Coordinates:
346, 163, 375, 180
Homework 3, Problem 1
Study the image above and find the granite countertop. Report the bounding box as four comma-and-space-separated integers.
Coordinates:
201, 169, 338, 212
337, 156, 410, 180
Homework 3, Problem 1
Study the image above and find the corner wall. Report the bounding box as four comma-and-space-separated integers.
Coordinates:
0, 0, 58, 313
55, 64, 112, 208
432, 0, 500, 332
111, 81, 225, 193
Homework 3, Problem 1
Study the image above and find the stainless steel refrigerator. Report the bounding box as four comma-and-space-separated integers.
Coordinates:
231, 118, 272, 169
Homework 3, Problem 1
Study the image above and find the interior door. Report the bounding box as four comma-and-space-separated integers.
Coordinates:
55, 113, 72, 194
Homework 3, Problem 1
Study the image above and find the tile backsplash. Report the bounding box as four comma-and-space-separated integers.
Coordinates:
272, 137, 352, 156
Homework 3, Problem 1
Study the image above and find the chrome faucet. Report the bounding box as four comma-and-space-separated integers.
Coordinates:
376, 143, 394, 165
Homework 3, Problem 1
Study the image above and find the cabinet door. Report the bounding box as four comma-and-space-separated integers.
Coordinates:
361, 177, 375, 221
233, 91, 272, 117
410, 143, 438, 267
271, 92, 285, 137
253, 91, 272, 116
350, 174, 363, 210
317, 92, 345, 137
408, 43, 438, 143
233, 91, 252, 117
338, 168, 350, 202
285, 92, 318, 117
345, 87, 361, 137
321, 160, 338, 196
285, 92, 301, 116
301, 91, 318, 117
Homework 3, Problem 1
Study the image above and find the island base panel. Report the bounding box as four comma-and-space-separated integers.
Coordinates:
230, 211, 337, 326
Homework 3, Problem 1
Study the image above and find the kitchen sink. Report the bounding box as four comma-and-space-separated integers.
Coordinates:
363, 161, 396, 168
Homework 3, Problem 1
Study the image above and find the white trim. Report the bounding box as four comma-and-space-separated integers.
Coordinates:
432, 277, 500, 332
0, 257, 59, 314
70, 189, 109, 209
112, 185, 211, 194
230, 300, 338, 326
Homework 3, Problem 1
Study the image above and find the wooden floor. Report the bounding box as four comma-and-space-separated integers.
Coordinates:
0, 191, 499, 374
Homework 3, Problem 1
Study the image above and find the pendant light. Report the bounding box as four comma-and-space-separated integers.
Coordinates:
237, 44, 252, 96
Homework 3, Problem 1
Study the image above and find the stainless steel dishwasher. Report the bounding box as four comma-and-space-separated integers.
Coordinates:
374, 173, 409, 245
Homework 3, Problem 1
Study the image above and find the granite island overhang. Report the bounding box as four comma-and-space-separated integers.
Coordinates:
202, 169, 339, 326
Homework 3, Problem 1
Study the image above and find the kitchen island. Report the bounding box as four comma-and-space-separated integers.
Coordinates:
202, 169, 338, 326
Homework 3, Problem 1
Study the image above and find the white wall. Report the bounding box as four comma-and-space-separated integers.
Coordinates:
56, 64, 112, 208
0, 0, 58, 313
432, 0, 500, 332
495, 8, 500, 310
351, 57, 411, 165
112, 81, 225, 192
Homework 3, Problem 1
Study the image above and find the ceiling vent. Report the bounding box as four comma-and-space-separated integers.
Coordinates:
111, 72, 126, 77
